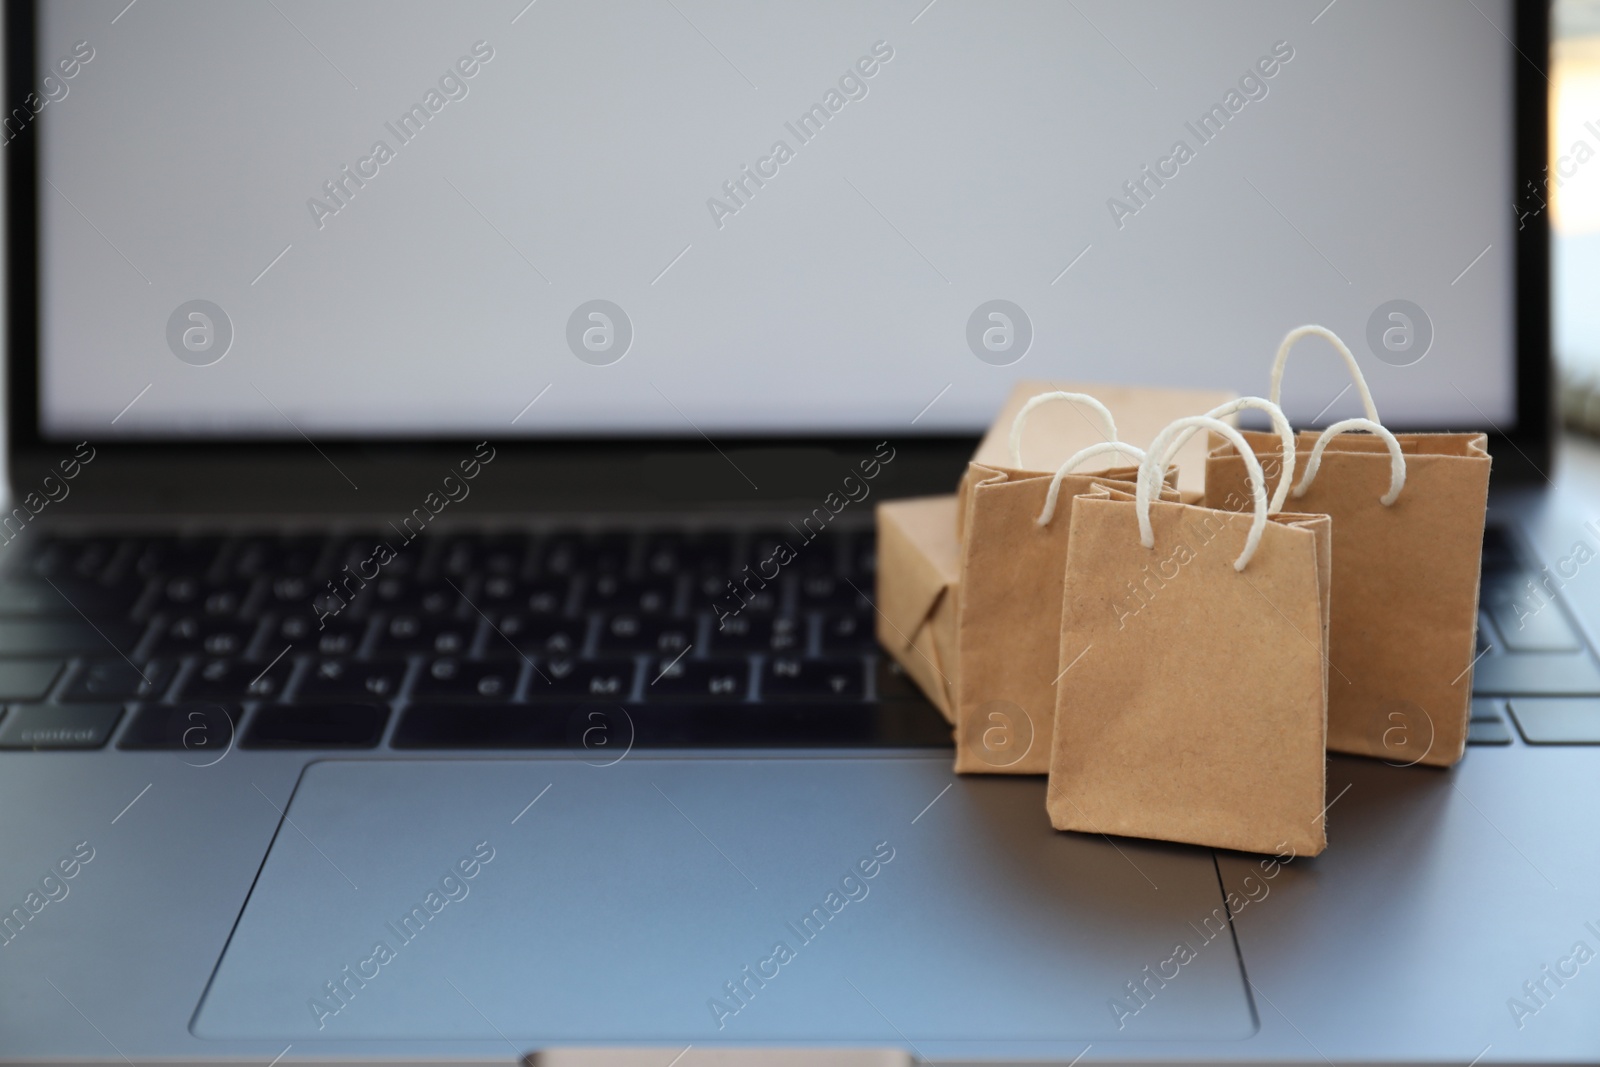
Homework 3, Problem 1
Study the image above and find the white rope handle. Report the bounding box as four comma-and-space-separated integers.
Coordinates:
1139, 416, 1268, 571
1153, 396, 1297, 514
1007, 391, 1118, 468
1269, 325, 1381, 424
1035, 441, 1148, 527
1293, 417, 1407, 506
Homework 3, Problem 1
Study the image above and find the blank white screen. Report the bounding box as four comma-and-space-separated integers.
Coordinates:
35, 0, 1517, 438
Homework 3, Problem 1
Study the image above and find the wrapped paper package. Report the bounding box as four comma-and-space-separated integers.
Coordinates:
964, 380, 1239, 509
874, 495, 960, 722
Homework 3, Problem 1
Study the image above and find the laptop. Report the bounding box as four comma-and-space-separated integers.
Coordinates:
3, 0, 1595, 1063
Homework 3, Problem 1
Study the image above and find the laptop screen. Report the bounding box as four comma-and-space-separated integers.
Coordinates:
32, 0, 1516, 440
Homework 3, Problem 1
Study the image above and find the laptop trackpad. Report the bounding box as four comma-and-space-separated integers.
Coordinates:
195, 758, 1253, 1052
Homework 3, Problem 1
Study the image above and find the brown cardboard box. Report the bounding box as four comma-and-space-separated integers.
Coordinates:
969, 381, 1239, 500
874, 495, 960, 721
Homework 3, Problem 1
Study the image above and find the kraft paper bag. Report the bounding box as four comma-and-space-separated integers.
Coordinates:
875, 495, 961, 722
1203, 325, 1491, 767
955, 433, 1179, 774
966, 380, 1238, 502
956, 454, 1150, 774
1049, 416, 1331, 857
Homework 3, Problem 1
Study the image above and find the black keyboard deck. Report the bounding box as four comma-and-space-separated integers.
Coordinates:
0, 526, 950, 752
0, 522, 1591, 751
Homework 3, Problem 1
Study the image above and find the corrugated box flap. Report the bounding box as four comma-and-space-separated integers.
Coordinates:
971, 380, 1238, 497
876, 495, 960, 649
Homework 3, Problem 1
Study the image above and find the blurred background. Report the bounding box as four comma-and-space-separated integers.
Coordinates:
1555, 0, 1600, 428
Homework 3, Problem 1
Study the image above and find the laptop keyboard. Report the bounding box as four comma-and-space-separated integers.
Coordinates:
0, 522, 1592, 751
0, 526, 950, 752
1473, 525, 1600, 745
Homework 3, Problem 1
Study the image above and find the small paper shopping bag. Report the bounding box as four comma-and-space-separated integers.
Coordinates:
1204, 325, 1491, 767
1049, 416, 1332, 857
954, 391, 1188, 774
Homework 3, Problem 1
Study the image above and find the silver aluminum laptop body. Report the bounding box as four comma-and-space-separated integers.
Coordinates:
3, 2, 1598, 1064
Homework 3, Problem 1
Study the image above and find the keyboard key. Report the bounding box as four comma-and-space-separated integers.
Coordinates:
119, 703, 240, 751
644, 656, 749, 701
798, 574, 870, 610
393, 703, 569, 748
875, 656, 927, 703
33, 535, 123, 581
181, 657, 293, 701
134, 537, 224, 578
1480, 525, 1518, 572
1471, 697, 1506, 719
273, 614, 370, 656
595, 614, 694, 654
229, 535, 327, 578
0, 659, 66, 700
264, 575, 316, 606
0, 704, 123, 749
583, 576, 675, 614
243, 703, 388, 748
152, 577, 252, 616
1485, 598, 1583, 653
586, 532, 635, 574
641, 532, 732, 576
746, 530, 833, 575
490, 615, 586, 657
697, 575, 780, 614
150, 616, 256, 657
761, 657, 866, 700
1479, 569, 1535, 607
479, 576, 567, 615
1467, 718, 1512, 745
1472, 653, 1600, 695
707, 614, 803, 654
198, 583, 253, 618
374, 614, 477, 655
477, 536, 532, 576
412, 658, 522, 701
335, 535, 418, 577
0, 619, 143, 657
367, 579, 465, 616
848, 538, 875, 578
821, 611, 875, 654
62, 659, 175, 701
792, 533, 842, 574
538, 532, 630, 576
525, 657, 636, 701
297, 658, 407, 701
436, 534, 529, 577
1507, 697, 1600, 744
